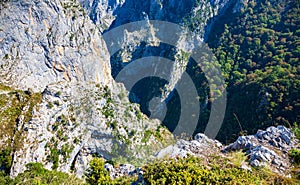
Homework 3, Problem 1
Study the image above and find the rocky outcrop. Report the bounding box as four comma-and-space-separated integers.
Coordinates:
101, 125, 298, 181
155, 133, 223, 159
1, 0, 297, 180
224, 125, 299, 175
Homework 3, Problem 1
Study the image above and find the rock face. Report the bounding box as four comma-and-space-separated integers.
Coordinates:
224, 125, 299, 175
0, 0, 112, 92
155, 133, 223, 159
9, 81, 172, 177
0, 0, 173, 178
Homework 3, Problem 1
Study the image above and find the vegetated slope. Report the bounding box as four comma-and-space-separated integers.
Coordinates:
206, 0, 300, 143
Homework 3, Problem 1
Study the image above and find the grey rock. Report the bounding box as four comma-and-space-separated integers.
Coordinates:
0, 0, 113, 92
104, 163, 115, 172
79, 0, 245, 126
240, 163, 252, 172
255, 129, 264, 140
272, 158, 281, 166
225, 125, 297, 175
120, 164, 135, 175
155, 145, 188, 159
250, 159, 262, 167
9, 80, 170, 177
281, 133, 291, 144
225, 135, 258, 151
156, 132, 222, 159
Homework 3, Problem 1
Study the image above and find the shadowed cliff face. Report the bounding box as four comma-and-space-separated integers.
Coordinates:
81, 0, 195, 30
81, 0, 236, 33
81, 0, 235, 138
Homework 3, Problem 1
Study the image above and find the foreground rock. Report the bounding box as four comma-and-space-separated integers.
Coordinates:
106, 125, 298, 181
224, 125, 299, 175
155, 133, 223, 159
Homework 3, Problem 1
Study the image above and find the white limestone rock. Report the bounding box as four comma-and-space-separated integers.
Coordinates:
0, 0, 112, 92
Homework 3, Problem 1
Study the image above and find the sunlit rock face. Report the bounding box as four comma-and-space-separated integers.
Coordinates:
0, 0, 172, 178
0, 0, 112, 92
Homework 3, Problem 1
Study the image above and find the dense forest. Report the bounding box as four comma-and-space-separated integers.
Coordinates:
132, 0, 300, 143
201, 0, 300, 142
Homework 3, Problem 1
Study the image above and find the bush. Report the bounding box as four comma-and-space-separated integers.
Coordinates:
290, 149, 300, 165
0, 149, 12, 173
228, 150, 247, 167
85, 158, 111, 185
142, 156, 299, 185
85, 158, 137, 185
10, 163, 83, 185
292, 123, 300, 140
0, 171, 11, 184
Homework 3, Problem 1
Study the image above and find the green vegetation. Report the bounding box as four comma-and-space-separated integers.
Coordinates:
84, 155, 300, 185
85, 158, 110, 184
1, 154, 299, 184
0, 85, 42, 173
0, 149, 12, 174
53, 100, 60, 106
85, 158, 136, 185
0, 83, 11, 91
198, 0, 300, 142
47, 101, 54, 109
46, 137, 59, 170
3, 54, 9, 60
0, 163, 83, 185
61, 144, 74, 162
228, 150, 247, 167
141, 130, 152, 143
290, 149, 300, 165
1, 0, 299, 184
143, 156, 299, 185
55, 91, 62, 97
70, 33, 75, 41
292, 123, 300, 140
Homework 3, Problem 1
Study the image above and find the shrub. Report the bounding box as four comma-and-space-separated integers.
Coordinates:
228, 150, 248, 167
85, 158, 137, 185
11, 163, 83, 185
142, 156, 299, 185
289, 149, 300, 165
0, 171, 11, 184
292, 123, 300, 140
0, 149, 12, 173
85, 158, 111, 185
47, 102, 54, 109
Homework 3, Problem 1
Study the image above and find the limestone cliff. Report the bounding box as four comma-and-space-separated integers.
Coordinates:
0, 0, 112, 92
0, 0, 172, 177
